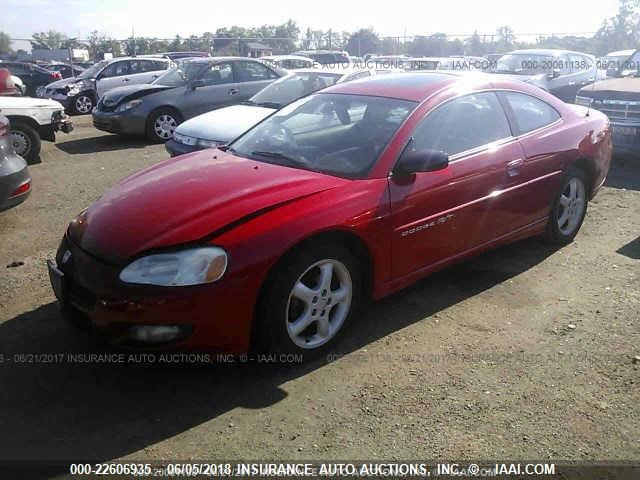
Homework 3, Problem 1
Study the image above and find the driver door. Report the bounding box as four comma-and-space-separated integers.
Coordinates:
96, 61, 130, 97
388, 92, 523, 279
180, 62, 239, 118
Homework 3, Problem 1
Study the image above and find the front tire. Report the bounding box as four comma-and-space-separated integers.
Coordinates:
72, 93, 95, 115
11, 122, 41, 164
254, 243, 363, 360
146, 108, 182, 143
544, 167, 588, 244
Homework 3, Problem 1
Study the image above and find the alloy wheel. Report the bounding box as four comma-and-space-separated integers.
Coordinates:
557, 177, 586, 236
75, 95, 93, 114
286, 259, 352, 349
153, 114, 178, 140
11, 130, 31, 157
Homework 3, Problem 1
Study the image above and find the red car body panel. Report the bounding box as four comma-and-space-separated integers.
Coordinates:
56, 73, 612, 353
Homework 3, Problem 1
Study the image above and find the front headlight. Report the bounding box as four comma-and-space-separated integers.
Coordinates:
67, 84, 80, 96
197, 138, 222, 148
119, 247, 228, 286
173, 131, 198, 146
116, 99, 143, 112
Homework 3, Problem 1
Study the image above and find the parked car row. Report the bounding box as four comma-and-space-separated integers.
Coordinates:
38, 56, 174, 114
92, 57, 285, 141
0, 60, 62, 96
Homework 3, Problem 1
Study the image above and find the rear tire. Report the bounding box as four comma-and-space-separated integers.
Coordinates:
146, 108, 182, 143
254, 242, 363, 361
543, 167, 589, 244
10, 122, 41, 164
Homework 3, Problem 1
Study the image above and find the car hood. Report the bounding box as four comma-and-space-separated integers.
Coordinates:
175, 104, 276, 143
0, 96, 63, 110
578, 78, 640, 100
69, 150, 348, 264
45, 77, 86, 90
101, 83, 173, 105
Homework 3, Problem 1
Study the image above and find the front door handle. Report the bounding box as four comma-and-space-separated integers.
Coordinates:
228, 88, 239, 95
506, 158, 524, 177
123, 78, 130, 82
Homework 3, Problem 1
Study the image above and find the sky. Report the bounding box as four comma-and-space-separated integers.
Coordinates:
2, 0, 622, 51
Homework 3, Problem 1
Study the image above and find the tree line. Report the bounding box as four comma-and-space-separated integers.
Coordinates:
1, 0, 638, 60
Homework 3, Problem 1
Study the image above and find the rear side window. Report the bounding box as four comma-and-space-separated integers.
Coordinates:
138, 60, 168, 72
501, 92, 560, 135
235, 61, 279, 82
411, 92, 512, 156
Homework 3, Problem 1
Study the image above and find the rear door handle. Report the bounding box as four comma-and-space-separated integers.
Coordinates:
123, 78, 130, 82
228, 88, 239, 95
506, 158, 524, 177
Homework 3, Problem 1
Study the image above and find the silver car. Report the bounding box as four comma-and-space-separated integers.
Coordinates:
0, 115, 30, 212
165, 68, 376, 156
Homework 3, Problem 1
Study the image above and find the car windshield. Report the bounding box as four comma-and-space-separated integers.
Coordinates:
603, 52, 639, 77
495, 54, 556, 74
230, 93, 416, 179
307, 53, 350, 65
248, 72, 342, 108
152, 61, 204, 86
406, 60, 440, 71
77, 60, 109, 79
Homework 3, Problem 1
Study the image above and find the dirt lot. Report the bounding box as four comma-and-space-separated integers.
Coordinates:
0, 115, 638, 465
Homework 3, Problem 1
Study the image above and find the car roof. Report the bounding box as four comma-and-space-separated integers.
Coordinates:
105, 56, 170, 63
185, 56, 266, 63
321, 72, 483, 102
606, 49, 636, 56
507, 49, 587, 56
261, 55, 313, 61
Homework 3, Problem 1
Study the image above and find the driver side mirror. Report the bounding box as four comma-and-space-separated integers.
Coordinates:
394, 148, 449, 177
190, 79, 205, 90
547, 69, 561, 80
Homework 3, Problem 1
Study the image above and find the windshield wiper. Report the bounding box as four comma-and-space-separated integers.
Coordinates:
251, 150, 308, 169
254, 101, 283, 109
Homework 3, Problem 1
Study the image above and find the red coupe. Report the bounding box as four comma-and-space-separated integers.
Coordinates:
48, 73, 612, 356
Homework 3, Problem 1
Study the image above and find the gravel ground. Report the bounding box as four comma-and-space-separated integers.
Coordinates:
0, 115, 638, 465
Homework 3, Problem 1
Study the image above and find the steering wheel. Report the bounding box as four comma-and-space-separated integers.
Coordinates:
263, 123, 298, 149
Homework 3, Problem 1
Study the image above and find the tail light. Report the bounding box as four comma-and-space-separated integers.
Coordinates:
0, 116, 8, 138
51, 71, 62, 80
10, 180, 31, 198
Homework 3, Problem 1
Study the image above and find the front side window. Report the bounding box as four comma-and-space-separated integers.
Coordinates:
569, 54, 591, 73
200, 63, 233, 85
230, 93, 416, 178
501, 92, 560, 135
100, 61, 129, 78
78, 60, 109, 79
410, 92, 512, 157
153, 61, 203, 86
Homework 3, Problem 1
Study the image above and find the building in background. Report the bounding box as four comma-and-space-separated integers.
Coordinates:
31, 48, 90, 63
